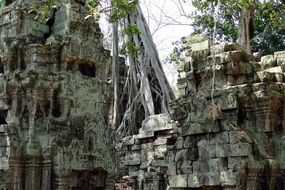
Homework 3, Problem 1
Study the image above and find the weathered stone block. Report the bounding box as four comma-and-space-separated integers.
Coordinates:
220, 170, 239, 186
122, 136, 135, 146
140, 161, 148, 169
153, 137, 168, 146
128, 165, 140, 172
169, 175, 188, 188
189, 97, 216, 124
183, 136, 195, 149
140, 114, 174, 134
214, 44, 241, 53
209, 158, 226, 172
211, 52, 231, 65
126, 152, 141, 166
175, 149, 189, 162
177, 160, 192, 174
219, 94, 238, 111
0, 147, 8, 158
209, 132, 229, 145
0, 134, 9, 147
188, 174, 205, 188
207, 145, 217, 158
192, 160, 210, 174
141, 142, 153, 150
228, 157, 247, 170
274, 51, 285, 65
228, 131, 242, 144
125, 158, 141, 166
168, 164, 177, 176
154, 145, 167, 159
183, 122, 219, 135
0, 125, 7, 133
146, 151, 154, 161
150, 160, 167, 167
198, 140, 210, 159
166, 149, 176, 163
175, 137, 184, 149
0, 158, 9, 170
190, 40, 209, 52
129, 171, 139, 177
255, 71, 275, 82
216, 144, 231, 158
230, 143, 251, 157
226, 61, 253, 76
220, 121, 237, 131
131, 144, 141, 151
140, 149, 147, 162
204, 172, 220, 186
261, 55, 277, 68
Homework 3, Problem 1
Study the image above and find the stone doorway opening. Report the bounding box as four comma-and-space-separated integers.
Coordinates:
70, 169, 107, 190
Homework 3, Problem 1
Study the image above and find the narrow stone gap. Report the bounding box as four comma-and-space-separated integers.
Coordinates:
0, 110, 7, 124
44, 7, 57, 40
0, 62, 4, 74
5, 0, 14, 6
52, 90, 62, 118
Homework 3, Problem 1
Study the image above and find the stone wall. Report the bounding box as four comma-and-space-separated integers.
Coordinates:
118, 34, 285, 190
0, 0, 116, 189
169, 35, 285, 189
116, 114, 179, 189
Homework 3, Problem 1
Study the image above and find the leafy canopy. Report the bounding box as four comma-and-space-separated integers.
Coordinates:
190, 0, 285, 54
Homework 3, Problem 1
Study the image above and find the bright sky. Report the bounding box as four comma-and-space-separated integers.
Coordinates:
140, 0, 193, 87
140, 0, 193, 59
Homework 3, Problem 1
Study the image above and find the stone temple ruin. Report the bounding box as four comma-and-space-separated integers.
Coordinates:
1, 0, 285, 190
0, 0, 116, 189
117, 34, 285, 190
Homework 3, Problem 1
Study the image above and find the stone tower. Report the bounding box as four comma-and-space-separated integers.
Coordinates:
0, 0, 116, 189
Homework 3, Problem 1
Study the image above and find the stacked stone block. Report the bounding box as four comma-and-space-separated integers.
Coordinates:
118, 34, 285, 190
168, 34, 285, 189
0, 0, 116, 189
117, 114, 179, 189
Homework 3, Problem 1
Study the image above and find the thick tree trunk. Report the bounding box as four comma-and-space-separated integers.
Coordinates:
238, 5, 254, 54
129, 4, 175, 110
116, 3, 175, 136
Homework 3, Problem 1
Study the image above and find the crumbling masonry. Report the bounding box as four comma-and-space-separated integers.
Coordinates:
0, 0, 116, 189
117, 35, 285, 190
2, 0, 285, 190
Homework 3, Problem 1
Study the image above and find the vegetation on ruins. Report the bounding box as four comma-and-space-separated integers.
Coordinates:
37, 0, 174, 136
167, 0, 285, 64
30, 0, 285, 137
109, 0, 175, 136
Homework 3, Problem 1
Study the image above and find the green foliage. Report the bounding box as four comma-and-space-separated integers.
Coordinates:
32, 0, 100, 21
86, 0, 100, 9
120, 41, 140, 57
190, 0, 245, 42
123, 24, 140, 36
251, 1, 285, 54
31, 0, 65, 20
167, 0, 285, 64
164, 40, 185, 65
109, 0, 138, 22
189, 0, 285, 54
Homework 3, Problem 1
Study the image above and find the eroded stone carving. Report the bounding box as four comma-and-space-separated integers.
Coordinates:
0, 1, 116, 189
